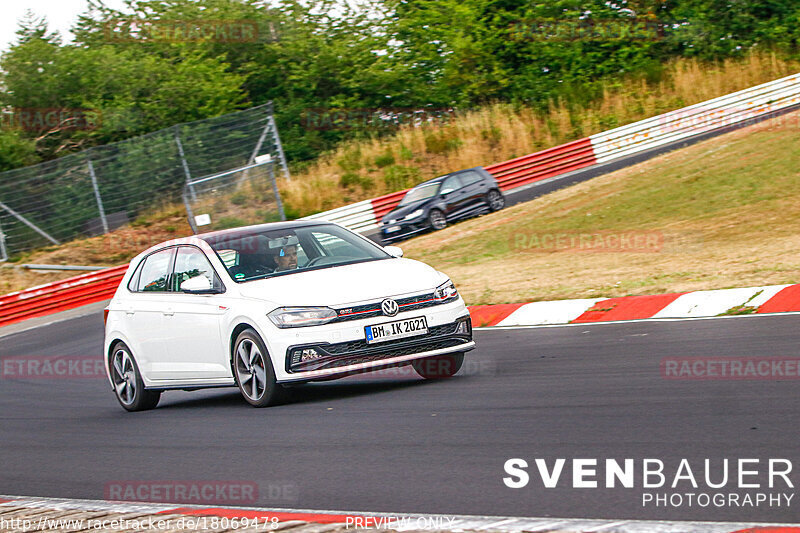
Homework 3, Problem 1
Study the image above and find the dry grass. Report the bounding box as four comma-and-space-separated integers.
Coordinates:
279, 52, 800, 216
400, 110, 800, 305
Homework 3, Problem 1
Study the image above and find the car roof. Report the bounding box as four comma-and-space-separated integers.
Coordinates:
134, 220, 334, 259
415, 166, 483, 187
196, 219, 330, 241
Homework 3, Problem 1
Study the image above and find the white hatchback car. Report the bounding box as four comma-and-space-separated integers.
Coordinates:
104, 221, 474, 410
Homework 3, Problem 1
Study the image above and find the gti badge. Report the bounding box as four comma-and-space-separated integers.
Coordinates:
381, 298, 399, 317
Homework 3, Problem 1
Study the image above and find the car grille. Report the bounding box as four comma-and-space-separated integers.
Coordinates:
320, 338, 467, 370
286, 317, 472, 374
323, 322, 460, 354
332, 292, 441, 322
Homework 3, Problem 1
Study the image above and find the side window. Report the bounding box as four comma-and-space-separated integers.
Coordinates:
441, 175, 463, 194
172, 246, 223, 292
458, 171, 483, 186
135, 248, 174, 292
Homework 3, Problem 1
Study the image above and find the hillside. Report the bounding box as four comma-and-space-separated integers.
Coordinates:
401, 109, 800, 304
278, 53, 800, 216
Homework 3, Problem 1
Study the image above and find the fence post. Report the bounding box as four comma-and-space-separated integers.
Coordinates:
175, 127, 197, 202
86, 156, 109, 234
182, 189, 198, 234
0, 220, 8, 261
267, 163, 286, 221
267, 101, 291, 182
238, 108, 273, 186
248, 109, 272, 166
0, 201, 60, 245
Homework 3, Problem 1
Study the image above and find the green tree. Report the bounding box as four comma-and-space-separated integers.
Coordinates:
1, 7, 247, 159
664, 0, 800, 58
0, 130, 39, 172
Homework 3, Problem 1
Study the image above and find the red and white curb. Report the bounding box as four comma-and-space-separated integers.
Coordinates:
0, 495, 798, 533
469, 284, 800, 328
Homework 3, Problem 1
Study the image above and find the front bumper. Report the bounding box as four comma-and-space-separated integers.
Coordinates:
262, 293, 474, 383
287, 315, 472, 375
380, 220, 429, 243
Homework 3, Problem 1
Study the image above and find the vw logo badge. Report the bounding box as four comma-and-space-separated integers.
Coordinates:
381, 298, 399, 317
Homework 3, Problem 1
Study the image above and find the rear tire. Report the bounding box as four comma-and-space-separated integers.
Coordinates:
428, 209, 447, 231
412, 352, 464, 379
233, 328, 286, 407
110, 342, 161, 412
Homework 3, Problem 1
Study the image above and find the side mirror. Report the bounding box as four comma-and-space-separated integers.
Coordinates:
180, 276, 218, 294
384, 245, 404, 258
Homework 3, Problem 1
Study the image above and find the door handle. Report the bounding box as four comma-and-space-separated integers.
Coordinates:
163, 309, 174, 317
125, 308, 135, 316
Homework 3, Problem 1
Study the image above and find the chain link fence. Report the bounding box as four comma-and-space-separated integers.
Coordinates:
183, 157, 285, 234
0, 102, 289, 260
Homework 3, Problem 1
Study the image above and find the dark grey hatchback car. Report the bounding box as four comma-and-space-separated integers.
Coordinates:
380, 167, 505, 243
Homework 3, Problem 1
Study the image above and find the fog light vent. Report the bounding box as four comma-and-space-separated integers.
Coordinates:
300, 348, 321, 362
291, 347, 323, 367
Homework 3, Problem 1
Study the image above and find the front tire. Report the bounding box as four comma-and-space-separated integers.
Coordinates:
487, 189, 505, 211
428, 209, 447, 231
110, 342, 161, 412
412, 352, 464, 379
233, 329, 285, 407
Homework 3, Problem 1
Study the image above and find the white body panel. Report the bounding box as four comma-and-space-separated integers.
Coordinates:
103, 226, 472, 391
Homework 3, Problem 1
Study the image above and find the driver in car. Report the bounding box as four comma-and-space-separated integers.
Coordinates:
274, 244, 298, 272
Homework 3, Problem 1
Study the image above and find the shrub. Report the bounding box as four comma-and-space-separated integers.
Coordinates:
282, 204, 302, 220
383, 165, 420, 191
481, 127, 502, 147
339, 172, 373, 190
424, 130, 463, 154
336, 148, 362, 172
213, 217, 248, 230
230, 191, 249, 206
374, 151, 395, 168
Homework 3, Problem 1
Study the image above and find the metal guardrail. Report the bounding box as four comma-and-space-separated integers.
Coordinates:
484, 138, 597, 191
19, 264, 109, 271
589, 72, 800, 164
0, 265, 128, 327
302, 199, 380, 234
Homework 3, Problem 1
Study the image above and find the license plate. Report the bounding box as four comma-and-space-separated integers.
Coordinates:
365, 316, 428, 344
386, 226, 401, 233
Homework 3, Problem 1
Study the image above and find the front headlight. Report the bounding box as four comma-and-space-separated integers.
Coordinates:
404, 209, 424, 221
268, 307, 338, 328
433, 279, 458, 302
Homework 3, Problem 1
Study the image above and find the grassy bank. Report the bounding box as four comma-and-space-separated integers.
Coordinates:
279, 52, 800, 216
400, 109, 800, 304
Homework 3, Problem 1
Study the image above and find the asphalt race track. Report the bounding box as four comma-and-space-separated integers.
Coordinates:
1, 312, 799, 523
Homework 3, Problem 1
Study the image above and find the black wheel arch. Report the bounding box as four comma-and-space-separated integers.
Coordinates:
229, 322, 262, 364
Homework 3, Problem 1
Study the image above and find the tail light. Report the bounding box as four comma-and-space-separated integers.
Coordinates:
103, 308, 109, 326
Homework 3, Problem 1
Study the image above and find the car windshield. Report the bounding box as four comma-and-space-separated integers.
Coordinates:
202, 223, 390, 282
398, 182, 441, 206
